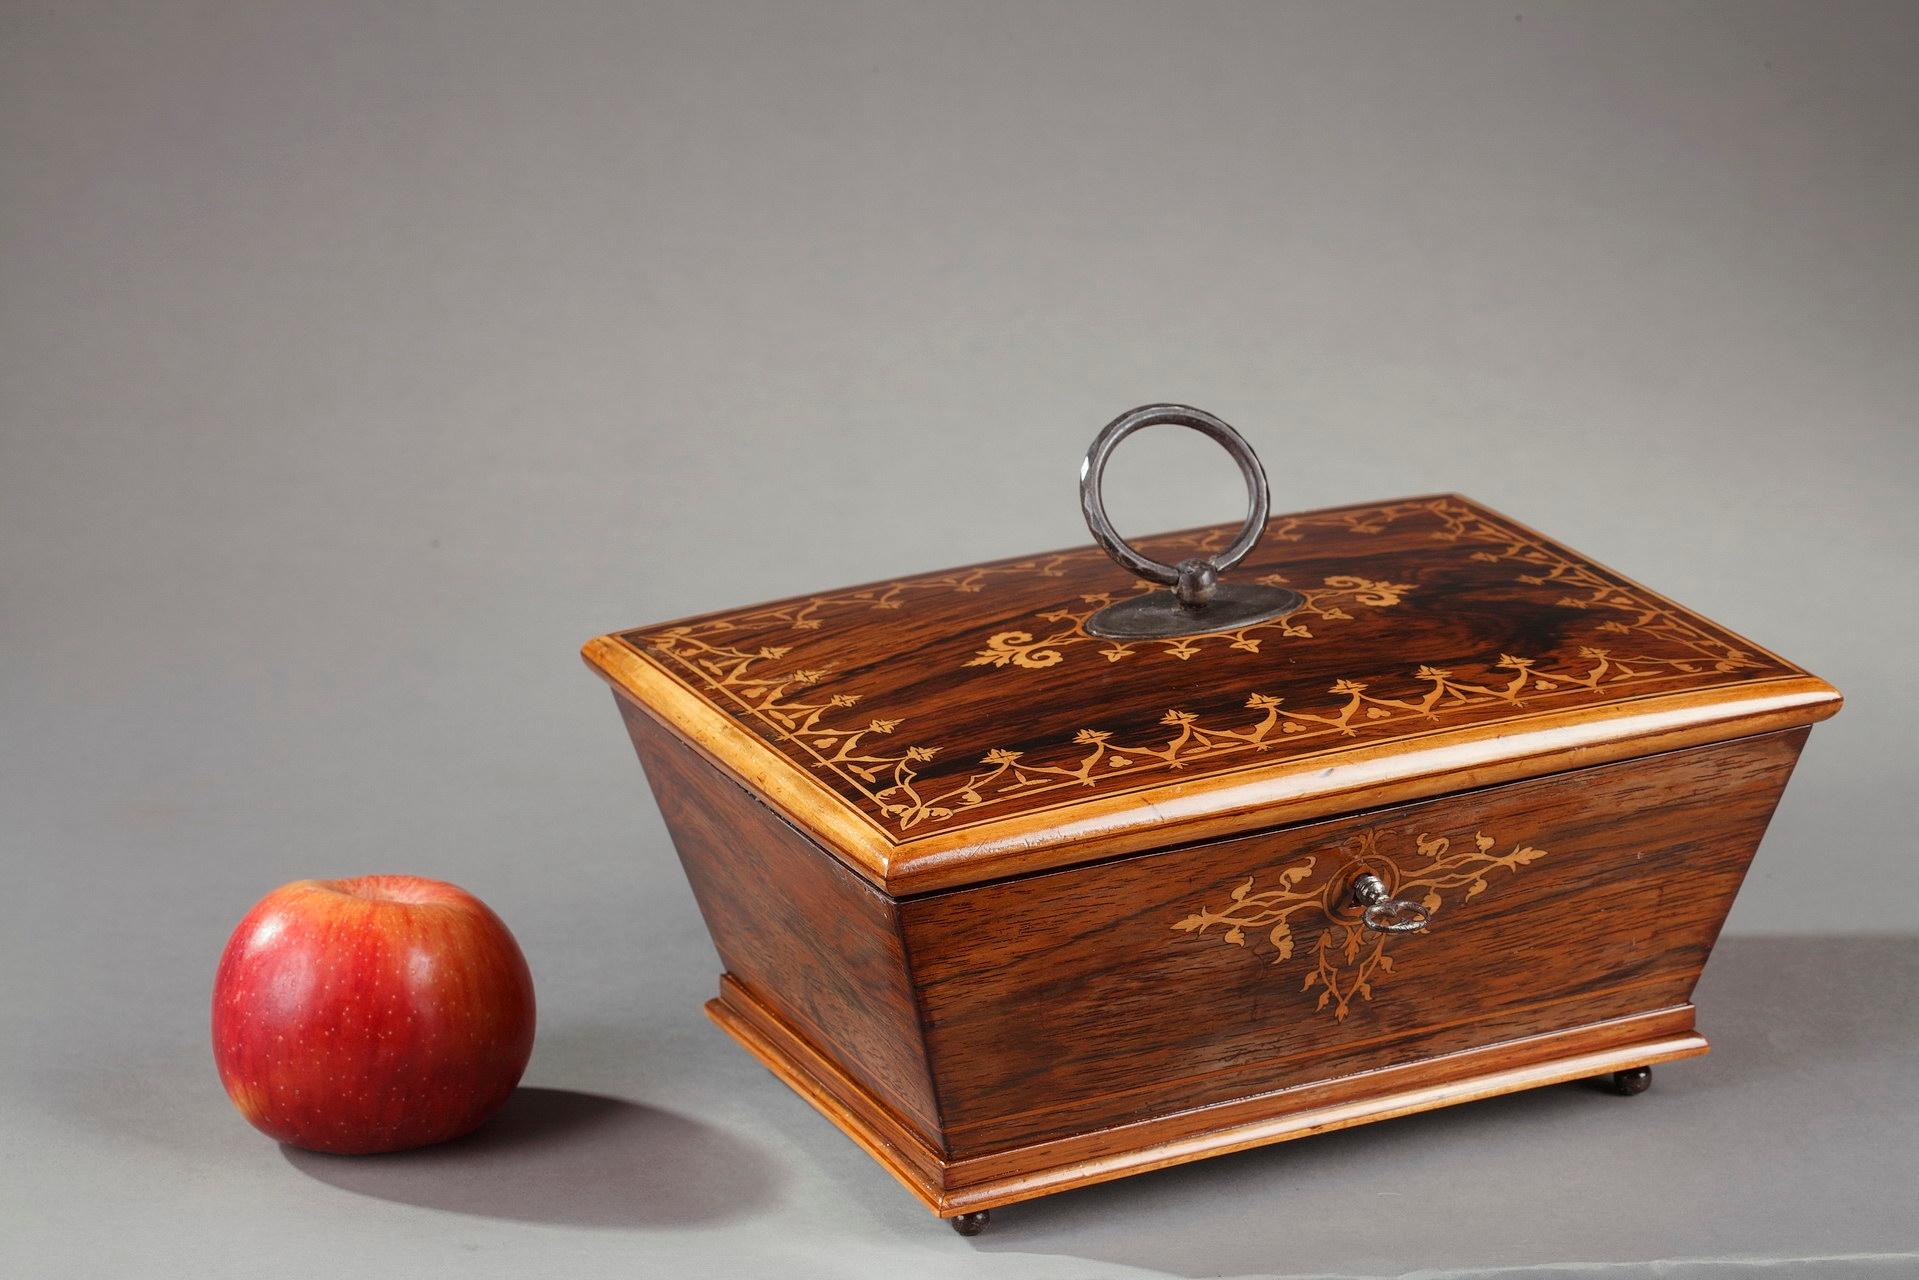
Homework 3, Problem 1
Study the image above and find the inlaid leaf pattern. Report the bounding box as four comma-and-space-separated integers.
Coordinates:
1173, 827, 1551, 1020
636, 497, 1769, 836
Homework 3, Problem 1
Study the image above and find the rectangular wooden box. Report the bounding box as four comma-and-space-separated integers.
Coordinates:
584, 494, 1838, 1227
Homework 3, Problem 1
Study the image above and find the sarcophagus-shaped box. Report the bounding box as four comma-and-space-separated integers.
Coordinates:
584, 412, 1837, 1231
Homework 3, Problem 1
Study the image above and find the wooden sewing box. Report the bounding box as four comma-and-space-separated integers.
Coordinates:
583, 407, 1839, 1233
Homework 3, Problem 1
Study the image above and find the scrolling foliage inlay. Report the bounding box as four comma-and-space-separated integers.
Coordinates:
1172, 828, 1550, 1020
966, 573, 1417, 668
629, 497, 1786, 838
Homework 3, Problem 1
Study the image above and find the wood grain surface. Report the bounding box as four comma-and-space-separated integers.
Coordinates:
709, 972, 1708, 1216
620, 697, 944, 1146
623, 687, 1811, 1205
595, 497, 1836, 1218
901, 729, 1806, 1156
585, 494, 1839, 892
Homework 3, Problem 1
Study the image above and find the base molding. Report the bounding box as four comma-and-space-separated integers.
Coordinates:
707, 975, 1708, 1216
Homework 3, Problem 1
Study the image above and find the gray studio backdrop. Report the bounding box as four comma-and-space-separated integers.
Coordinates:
4, 3, 1915, 1278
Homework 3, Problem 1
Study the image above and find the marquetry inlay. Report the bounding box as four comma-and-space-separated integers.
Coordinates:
622, 497, 1792, 840
1172, 827, 1549, 1021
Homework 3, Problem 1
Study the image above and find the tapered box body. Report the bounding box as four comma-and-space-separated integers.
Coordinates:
587, 496, 1838, 1216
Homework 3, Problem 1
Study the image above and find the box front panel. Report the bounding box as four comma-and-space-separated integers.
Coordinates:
902, 730, 1807, 1157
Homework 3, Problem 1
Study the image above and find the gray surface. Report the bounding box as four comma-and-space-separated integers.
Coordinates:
3, 2, 1916, 1277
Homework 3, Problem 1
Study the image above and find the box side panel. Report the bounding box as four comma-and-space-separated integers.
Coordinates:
617, 695, 944, 1146
903, 729, 1807, 1157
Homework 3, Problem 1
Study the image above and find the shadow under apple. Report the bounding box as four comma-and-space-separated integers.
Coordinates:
282, 1086, 776, 1228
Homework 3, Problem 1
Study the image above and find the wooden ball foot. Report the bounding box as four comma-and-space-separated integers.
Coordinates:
949, 1210, 991, 1237
1609, 1066, 1652, 1096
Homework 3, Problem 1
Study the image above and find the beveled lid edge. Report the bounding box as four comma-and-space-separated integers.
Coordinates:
586, 489, 1844, 894
585, 632, 1838, 895
583, 634, 898, 883
880, 674, 1840, 893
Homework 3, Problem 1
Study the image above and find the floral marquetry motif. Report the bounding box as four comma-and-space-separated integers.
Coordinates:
620, 495, 1802, 842
966, 574, 1417, 668
591, 469, 1841, 1221
1172, 828, 1550, 1020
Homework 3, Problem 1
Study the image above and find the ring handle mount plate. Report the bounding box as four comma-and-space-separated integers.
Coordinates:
1078, 405, 1303, 640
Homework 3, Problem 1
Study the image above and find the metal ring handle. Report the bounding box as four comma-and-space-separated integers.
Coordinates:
1351, 873, 1431, 935
1079, 405, 1271, 607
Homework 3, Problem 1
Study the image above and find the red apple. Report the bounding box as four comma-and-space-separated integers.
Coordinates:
212, 875, 535, 1154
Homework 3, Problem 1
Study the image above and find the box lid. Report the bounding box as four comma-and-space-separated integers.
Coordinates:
586, 493, 1838, 894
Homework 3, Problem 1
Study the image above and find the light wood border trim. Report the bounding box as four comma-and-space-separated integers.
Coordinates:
708, 974, 947, 1191
708, 975, 1707, 1217
585, 491, 1841, 894
588, 634, 1834, 893
586, 635, 893, 882
882, 677, 1838, 892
